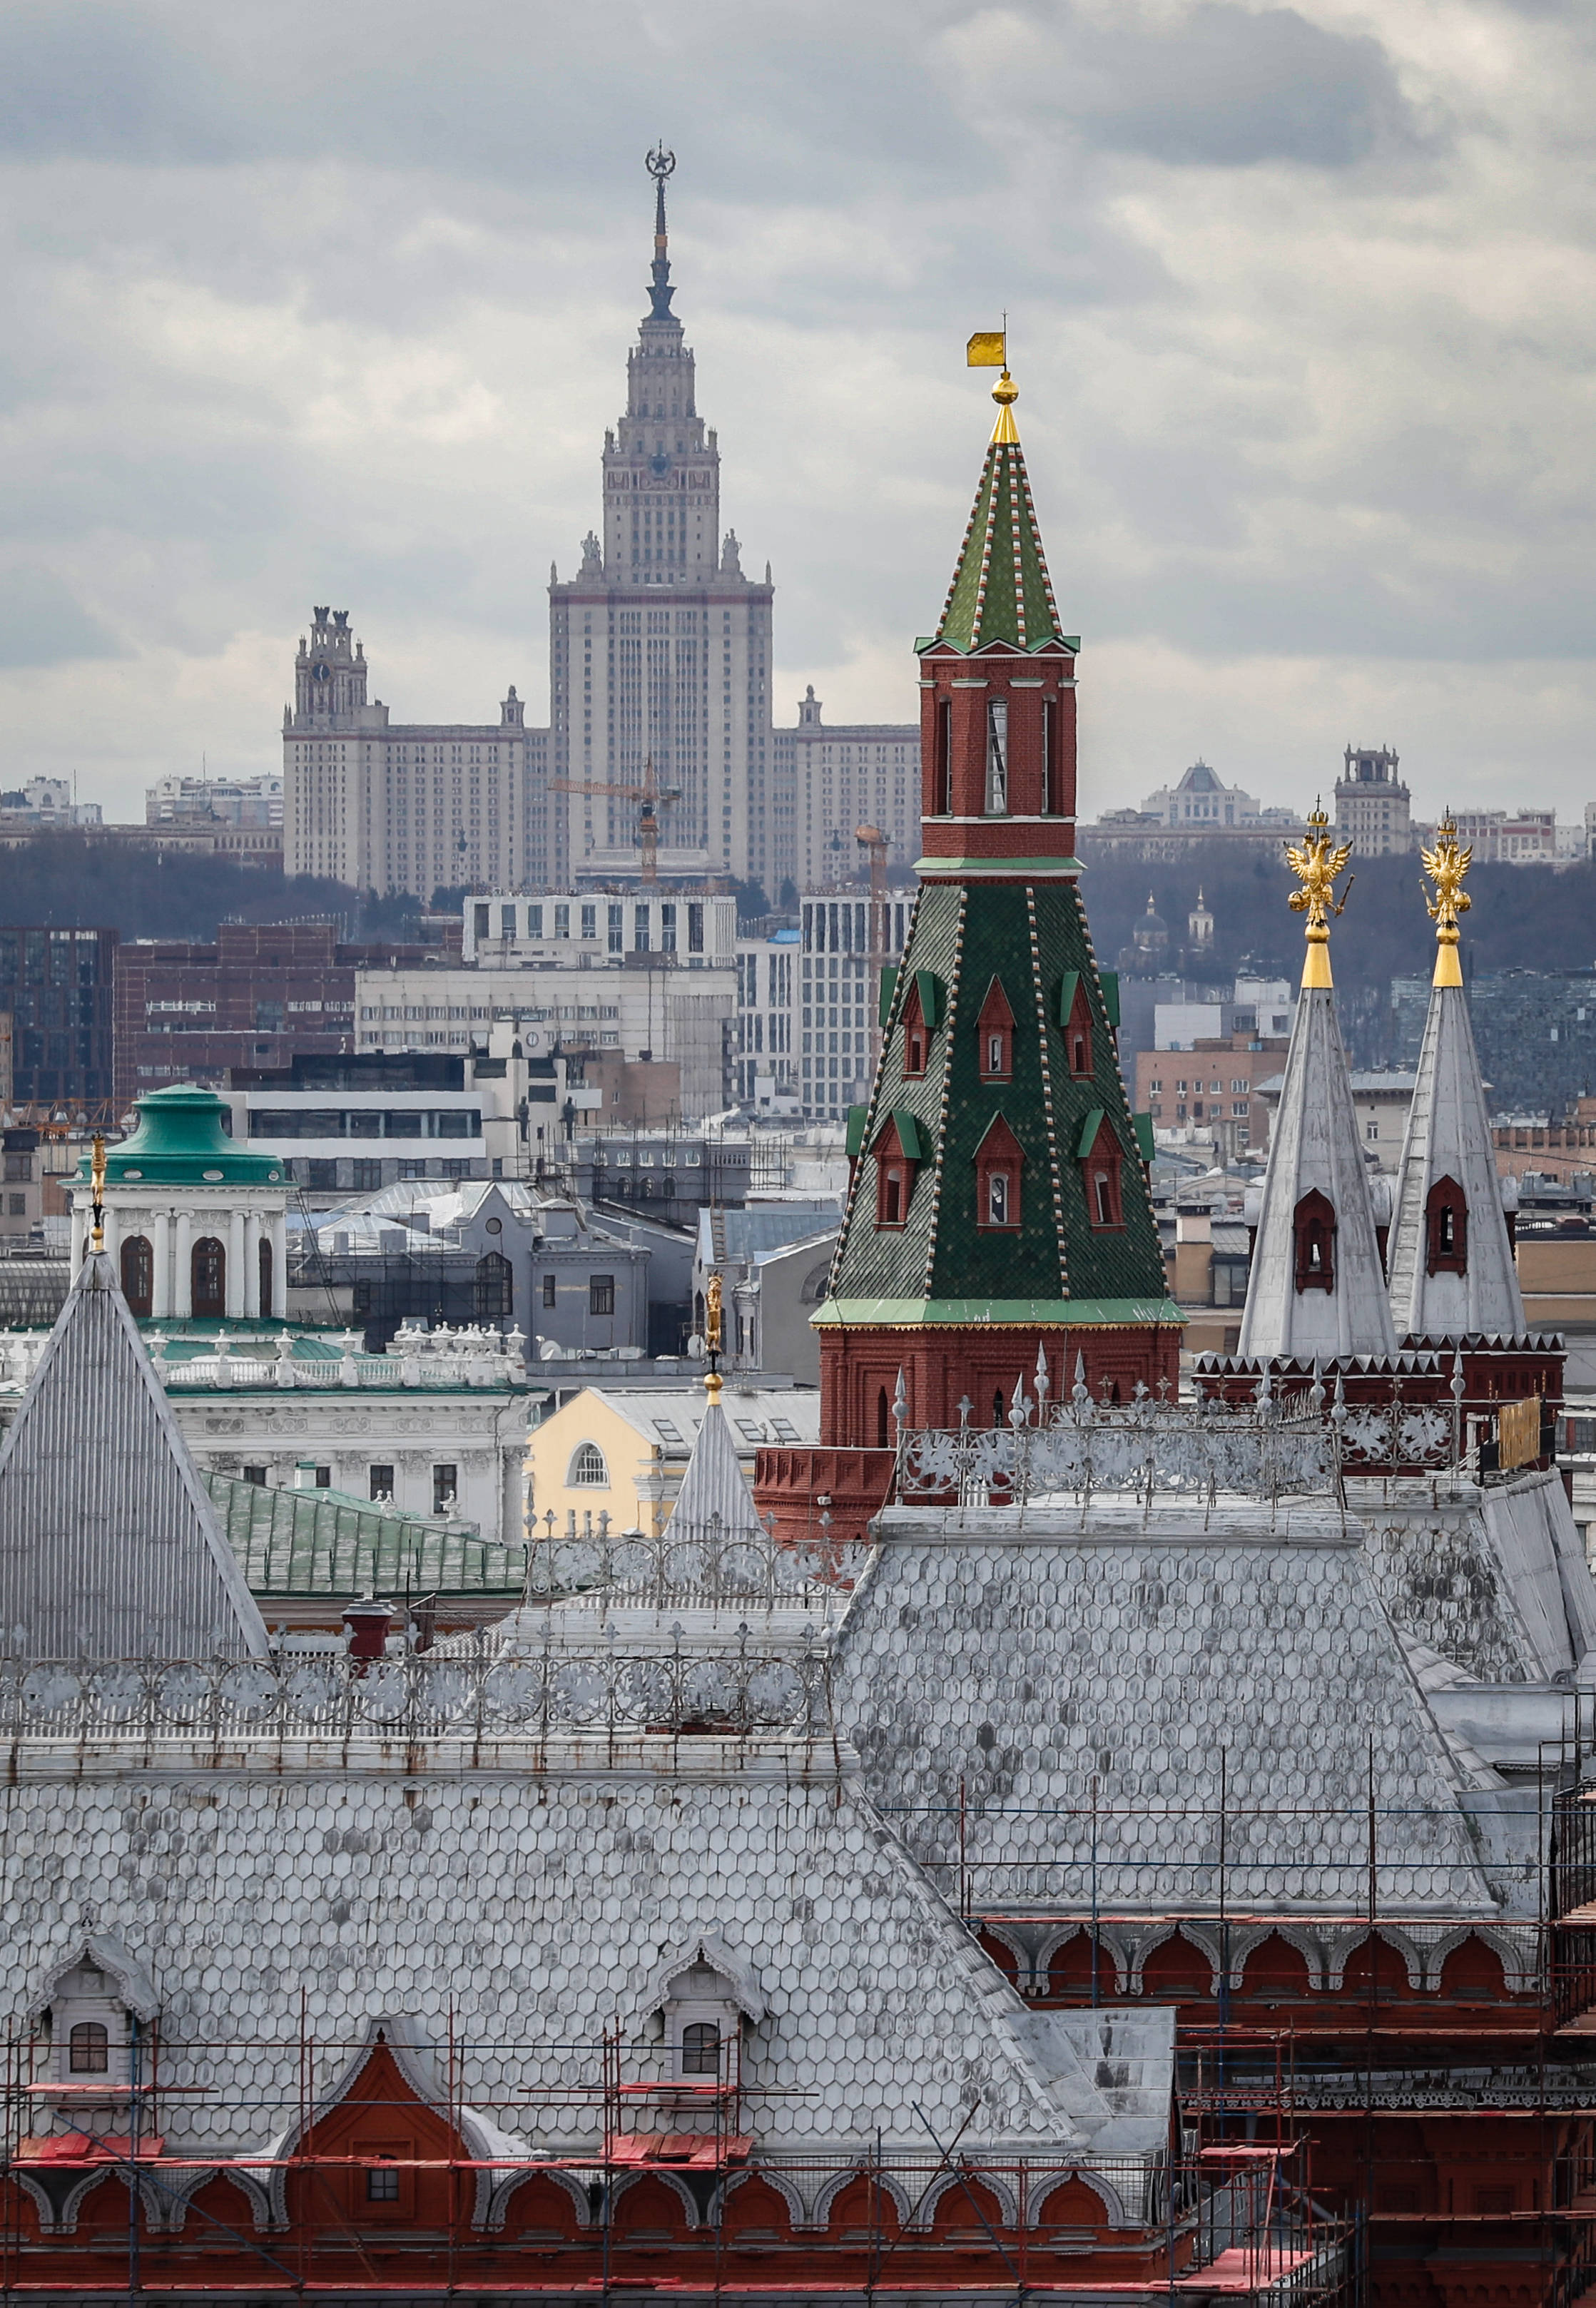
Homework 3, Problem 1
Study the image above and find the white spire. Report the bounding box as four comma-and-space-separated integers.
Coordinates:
0, 1254, 269, 1658
1387, 980, 1523, 1343
1238, 984, 1398, 1362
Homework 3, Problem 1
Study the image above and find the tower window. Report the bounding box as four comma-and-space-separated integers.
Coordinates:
935, 698, 952, 816
1425, 1175, 1469, 1276
190, 1236, 225, 1318
1293, 1189, 1336, 1294
985, 699, 1008, 814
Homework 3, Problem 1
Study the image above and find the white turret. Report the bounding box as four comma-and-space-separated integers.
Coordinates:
1386, 818, 1525, 1339
1237, 810, 1398, 1362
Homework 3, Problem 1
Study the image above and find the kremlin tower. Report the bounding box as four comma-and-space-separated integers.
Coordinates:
758, 354, 1180, 1542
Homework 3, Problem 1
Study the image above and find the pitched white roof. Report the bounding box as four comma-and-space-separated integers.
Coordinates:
1386, 980, 1525, 1338
1239, 985, 1398, 1361
0, 1253, 268, 1658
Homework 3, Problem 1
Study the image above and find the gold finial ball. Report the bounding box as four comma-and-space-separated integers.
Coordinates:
992, 369, 1019, 410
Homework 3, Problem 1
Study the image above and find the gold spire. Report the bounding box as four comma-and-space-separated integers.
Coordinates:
1285, 803, 1353, 990
89, 1133, 106, 1254
967, 327, 1020, 444
703, 1269, 723, 1403
1420, 813, 1472, 988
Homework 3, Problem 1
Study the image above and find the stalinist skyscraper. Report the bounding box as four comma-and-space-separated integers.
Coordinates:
285, 154, 917, 901
547, 148, 776, 889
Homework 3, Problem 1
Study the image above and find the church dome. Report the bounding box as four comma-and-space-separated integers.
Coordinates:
78, 1085, 285, 1187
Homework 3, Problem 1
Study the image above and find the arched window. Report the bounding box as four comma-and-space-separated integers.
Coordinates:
474, 1251, 513, 1319
985, 698, 1009, 814
258, 1234, 274, 1318
569, 1442, 608, 1487
190, 1235, 225, 1318
681, 2022, 720, 2077
68, 2022, 108, 2075
119, 1234, 153, 1317
975, 1114, 1025, 1233
1425, 1175, 1469, 1276
1293, 1189, 1336, 1295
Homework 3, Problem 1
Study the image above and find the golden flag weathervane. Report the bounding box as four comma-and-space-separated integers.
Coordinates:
703, 1270, 723, 1403
1284, 802, 1354, 990
967, 327, 1019, 444
1420, 813, 1472, 989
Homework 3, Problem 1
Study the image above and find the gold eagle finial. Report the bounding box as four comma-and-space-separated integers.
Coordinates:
1420, 813, 1472, 987
703, 1271, 723, 1403
1284, 802, 1353, 990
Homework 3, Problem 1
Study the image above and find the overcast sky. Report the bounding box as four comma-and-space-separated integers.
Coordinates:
1, 0, 1593, 825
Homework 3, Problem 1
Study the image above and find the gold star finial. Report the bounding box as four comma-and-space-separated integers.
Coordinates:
1284, 801, 1354, 990
1420, 812, 1472, 988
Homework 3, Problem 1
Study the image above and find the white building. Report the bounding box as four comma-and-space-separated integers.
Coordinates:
1451, 808, 1559, 864
777, 688, 918, 895
147, 773, 283, 828
798, 891, 913, 1122
462, 888, 736, 967
1334, 745, 1411, 855
354, 964, 733, 1122
0, 776, 100, 828
1137, 760, 1271, 828
733, 925, 800, 1108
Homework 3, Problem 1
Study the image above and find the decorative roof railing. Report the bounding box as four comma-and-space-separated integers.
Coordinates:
893, 1364, 1460, 1512
524, 1510, 870, 1611
0, 1638, 833, 1742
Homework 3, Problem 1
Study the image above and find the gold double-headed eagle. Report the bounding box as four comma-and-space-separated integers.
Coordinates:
1419, 815, 1472, 987
1284, 805, 1353, 988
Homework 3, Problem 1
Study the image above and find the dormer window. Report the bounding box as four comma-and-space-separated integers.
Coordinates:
644, 1940, 767, 2093
1075, 1109, 1125, 1231
29, 1941, 158, 2101
977, 977, 1015, 1082
900, 972, 942, 1079
1425, 1174, 1468, 1276
871, 1111, 927, 1231
974, 1113, 1025, 1233
1058, 974, 1094, 1079
1293, 1189, 1336, 1293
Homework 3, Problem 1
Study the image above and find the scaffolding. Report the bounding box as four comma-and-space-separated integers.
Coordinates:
0, 2008, 1354, 2302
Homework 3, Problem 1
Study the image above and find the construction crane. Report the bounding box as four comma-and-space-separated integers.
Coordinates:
855, 823, 888, 906
552, 754, 682, 886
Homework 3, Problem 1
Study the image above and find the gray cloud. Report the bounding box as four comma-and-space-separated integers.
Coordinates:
0, 566, 121, 667
1055, 3, 1428, 169
0, 0, 1589, 818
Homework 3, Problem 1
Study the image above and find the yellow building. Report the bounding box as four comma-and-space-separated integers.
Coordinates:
527, 1384, 820, 1540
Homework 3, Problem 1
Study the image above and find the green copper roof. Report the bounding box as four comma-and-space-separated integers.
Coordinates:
820, 879, 1175, 1323
927, 430, 1069, 654
83, 1084, 285, 1186
204, 1472, 528, 1599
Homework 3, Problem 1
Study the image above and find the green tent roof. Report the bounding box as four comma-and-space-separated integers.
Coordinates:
927, 425, 1070, 655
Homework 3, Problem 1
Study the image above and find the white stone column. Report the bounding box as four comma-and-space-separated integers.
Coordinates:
173, 1212, 193, 1321
227, 1209, 246, 1318
151, 1211, 173, 1318
100, 1205, 121, 1274
272, 1211, 288, 1317
69, 1201, 84, 1271
243, 1211, 260, 1317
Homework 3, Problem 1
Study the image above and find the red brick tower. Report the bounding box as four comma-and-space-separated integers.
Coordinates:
756, 358, 1181, 1544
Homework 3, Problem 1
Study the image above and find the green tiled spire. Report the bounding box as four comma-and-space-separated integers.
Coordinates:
816, 881, 1177, 1328
932, 390, 1069, 655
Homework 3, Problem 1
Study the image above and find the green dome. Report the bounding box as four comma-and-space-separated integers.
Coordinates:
80, 1085, 285, 1187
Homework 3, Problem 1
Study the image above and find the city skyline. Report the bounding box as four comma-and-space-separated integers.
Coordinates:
1, 1, 1595, 828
